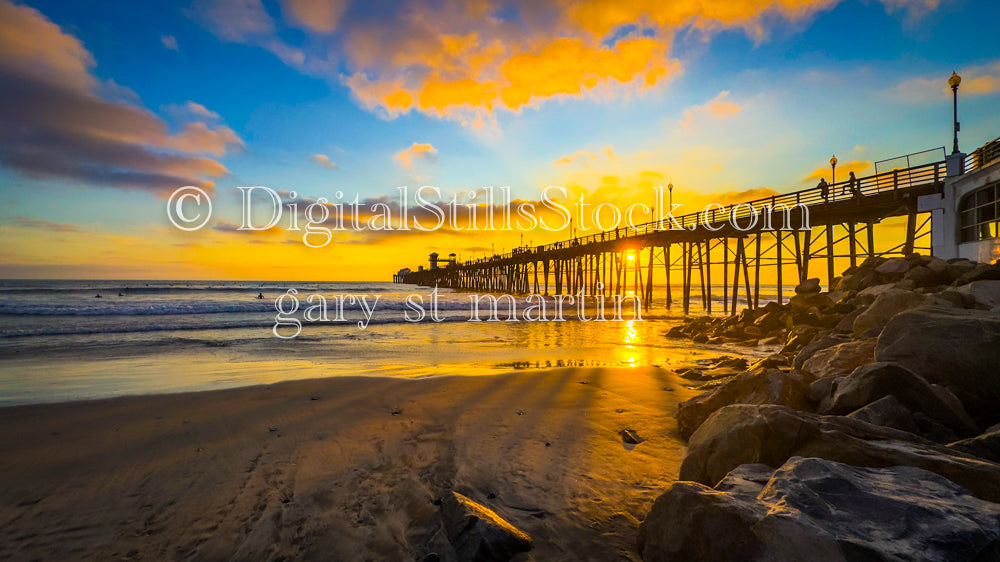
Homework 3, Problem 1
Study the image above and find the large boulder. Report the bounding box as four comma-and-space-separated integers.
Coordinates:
952, 280, 1000, 308
794, 278, 821, 294
949, 426, 1000, 464
817, 362, 977, 438
440, 492, 532, 562
793, 333, 849, 370
678, 404, 1000, 502
851, 289, 928, 336
945, 259, 978, 281
676, 368, 811, 440
638, 457, 1000, 562
903, 265, 947, 288
846, 395, 921, 435
788, 291, 833, 313
875, 257, 911, 277
801, 338, 876, 380
957, 263, 1000, 284
876, 306, 1000, 425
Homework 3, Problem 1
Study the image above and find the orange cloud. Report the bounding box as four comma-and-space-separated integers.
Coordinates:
554, 150, 598, 166
166, 122, 244, 156
187, 0, 944, 129
889, 61, 1000, 104
311, 153, 338, 170
395, 142, 438, 170
681, 91, 742, 129
805, 159, 872, 182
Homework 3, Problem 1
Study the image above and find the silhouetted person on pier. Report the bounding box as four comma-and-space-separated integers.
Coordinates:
848, 171, 862, 200
817, 178, 830, 202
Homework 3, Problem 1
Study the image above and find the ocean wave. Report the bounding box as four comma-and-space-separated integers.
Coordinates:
0, 311, 473, 338
0, 297, 481, 316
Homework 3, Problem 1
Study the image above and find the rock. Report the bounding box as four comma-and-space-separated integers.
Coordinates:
833, 306, 865, 333
714, 357, 748, 370
800, 338, 876, 380
639, 456, 1000, 562
679, 369, 708, 381
787, 292, 832, 312
692, 333, 710, 344
851, 289, 927, 336
840, 268, 876, 291
903, 265, 946, 288
957, 263, 1000, 284
792, 333, 849, 370
875, 257, 911, 277
876, 306, 1000, 425
676, 368, 812, 440
925, 256, 949, 273
665, 325, 686, 338
794, 278, 821, 294
679, 404, 1000, 502
846, 395, 921, 434
953, 279, 1000, 308
817, 362, 977, 438
945, 259, 978, 281
440, 492, 532, 562
781, 325, 817, 352
620, 428, 643, 444
949, 427, 1000, 464
808, 376, 839, 402
753, 310, 791, 333
855, 282, 897, 305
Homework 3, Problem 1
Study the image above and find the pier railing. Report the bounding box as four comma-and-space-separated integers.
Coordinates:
458, 160, 945, 267
966, 136, 1000, 173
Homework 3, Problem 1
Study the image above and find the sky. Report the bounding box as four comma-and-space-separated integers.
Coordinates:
0, 0, 999, 280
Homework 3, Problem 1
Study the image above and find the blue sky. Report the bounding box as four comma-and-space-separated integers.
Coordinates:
1, 0, 999, 278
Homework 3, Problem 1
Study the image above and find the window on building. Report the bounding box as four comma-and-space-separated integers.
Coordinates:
959, 182, 1000, 243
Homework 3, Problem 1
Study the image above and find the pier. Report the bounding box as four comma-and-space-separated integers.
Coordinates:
397, 136, 1000, 315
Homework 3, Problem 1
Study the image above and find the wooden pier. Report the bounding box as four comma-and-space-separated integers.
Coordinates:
397, 160, 948, 314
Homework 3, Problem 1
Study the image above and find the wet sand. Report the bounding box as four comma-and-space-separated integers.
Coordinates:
0, 366, 699, 561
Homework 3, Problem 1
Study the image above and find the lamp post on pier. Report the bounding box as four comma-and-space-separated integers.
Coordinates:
830, 155, 838, 196
949, 71, 962, 154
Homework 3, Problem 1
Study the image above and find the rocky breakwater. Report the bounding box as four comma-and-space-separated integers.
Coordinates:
642, 255, 1000, 561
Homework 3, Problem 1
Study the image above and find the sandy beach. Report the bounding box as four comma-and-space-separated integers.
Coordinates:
0, 366, 700, 561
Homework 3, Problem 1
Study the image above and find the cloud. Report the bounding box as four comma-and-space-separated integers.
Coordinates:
189, 0, 332, 74
190, 0, 274, 42
212, 219, 284, 235
184, 0, 943, 130
889, 61, 1000, 104
9, 216, 85, 233
181, 101, 221, 120
395, 142, 438, 170
280, 0, 348, 32
805, 159, 872, 182
161, 35, 179, 51
680, 91, 742, 129
311, 153, 338, 169
0, 1, 241, 194
554, 150, 597, 166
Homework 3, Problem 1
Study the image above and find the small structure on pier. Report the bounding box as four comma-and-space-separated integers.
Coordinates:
428, 252, 457, 270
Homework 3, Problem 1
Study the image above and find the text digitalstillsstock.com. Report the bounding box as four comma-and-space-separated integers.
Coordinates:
167, 185, 812, 245
272, 287, 642, 339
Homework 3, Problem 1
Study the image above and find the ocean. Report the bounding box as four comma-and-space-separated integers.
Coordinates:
0, 280, 774, 406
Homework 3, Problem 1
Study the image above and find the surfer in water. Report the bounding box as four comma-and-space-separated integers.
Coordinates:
256, 292, 264, 300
